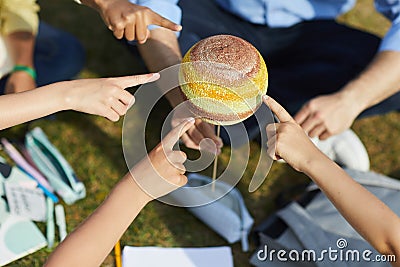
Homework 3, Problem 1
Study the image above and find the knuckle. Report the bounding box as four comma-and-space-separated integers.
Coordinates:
180, 175, 188, 186
313, 111, 323, 120
114, 21, 125, 30
172, 175, 182, 185
178, 151, 187, 161
307, 101, 317, 110
104, 77, 116, 85
154, 145, 164, 154
166, 151, 174, 158
141, 7, 151, 15
109, 86, 119, 95
107, 96, 114, 104
266, 124, 275, 131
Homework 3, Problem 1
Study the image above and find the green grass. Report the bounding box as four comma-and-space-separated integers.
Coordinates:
1, 0, 400, 266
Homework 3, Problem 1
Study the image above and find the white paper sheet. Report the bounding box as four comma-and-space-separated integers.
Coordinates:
122, 246, 234, 267
4, 182, 46, 222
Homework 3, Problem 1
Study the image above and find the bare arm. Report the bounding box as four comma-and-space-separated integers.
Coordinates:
44, 173, 150, 267
265, 96, 400, 263
0, 73, 158, 130
44, 119, 194, 267
305, 152, 400, 260
4, 31, 36, 94
6, 31, 35, 69
295, 51, 400, 140
138, 28, 183, 106
340, 51, 400, 111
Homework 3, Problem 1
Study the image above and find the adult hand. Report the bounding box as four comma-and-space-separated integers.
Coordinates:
171, 102, 223, 154
130, 118, 195, 199
5, 71, 36, 94
264, 96, 324, 173
294, 93, 361, 140
94, 0, 182, 43
62, 73, 159, 121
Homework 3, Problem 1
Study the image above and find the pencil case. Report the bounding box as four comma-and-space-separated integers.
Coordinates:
25, 127, 86, 205
169, 173, 254, 251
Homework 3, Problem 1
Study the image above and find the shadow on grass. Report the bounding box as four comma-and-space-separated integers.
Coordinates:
389, 169, 400, 179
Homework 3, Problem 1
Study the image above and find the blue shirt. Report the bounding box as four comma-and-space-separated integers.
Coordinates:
131, 0, 400, 52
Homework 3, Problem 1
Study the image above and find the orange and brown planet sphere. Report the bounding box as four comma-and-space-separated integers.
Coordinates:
179, 35, 268, 125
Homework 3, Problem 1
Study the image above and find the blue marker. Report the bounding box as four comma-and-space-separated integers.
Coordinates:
17, 166, 59, 203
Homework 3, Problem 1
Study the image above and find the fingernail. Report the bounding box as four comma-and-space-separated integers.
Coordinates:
148, 73, 160, 82
263, 95, 268, 100
176, 25, 183, 31
186, 117, 195, 123
128, 97, 135, 109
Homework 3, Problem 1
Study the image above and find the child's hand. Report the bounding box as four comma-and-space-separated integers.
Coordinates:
62, 73, 159, 121
96, 0, 182, 43
130, 118, 195, 200
263, 96, 324, 172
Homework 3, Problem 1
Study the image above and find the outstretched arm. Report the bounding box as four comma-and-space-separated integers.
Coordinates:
44, 118, 194, 267
264, 95, 400, 263
0, 73, 158, 130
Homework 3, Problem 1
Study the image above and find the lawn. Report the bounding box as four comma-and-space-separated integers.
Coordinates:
1, 0, 400, 266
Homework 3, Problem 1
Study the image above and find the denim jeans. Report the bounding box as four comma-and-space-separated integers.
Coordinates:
0, 22, 85, 94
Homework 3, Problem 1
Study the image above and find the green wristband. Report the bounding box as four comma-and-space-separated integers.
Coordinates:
12, 65, 37, 80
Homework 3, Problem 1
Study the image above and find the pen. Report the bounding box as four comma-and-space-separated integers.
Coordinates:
47, 197, 55, 248
115, 240, 122, 267
55, 204, 67, 242
1, 138, 54, 192
17, 166, 59, 203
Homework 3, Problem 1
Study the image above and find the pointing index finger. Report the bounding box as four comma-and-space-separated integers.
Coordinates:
162, 118, 195, 149
112, 73, 160, 89
263, 95, 294, 123
150, 12, 182, 31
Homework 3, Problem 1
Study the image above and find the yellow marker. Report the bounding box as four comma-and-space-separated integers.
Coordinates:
115, 240, 122, 267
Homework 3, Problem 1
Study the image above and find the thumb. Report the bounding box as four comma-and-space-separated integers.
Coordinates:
162, 117, 195, 149
111, 73, 160, 89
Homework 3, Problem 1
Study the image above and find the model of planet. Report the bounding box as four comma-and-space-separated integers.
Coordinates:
179, 34, 268, 125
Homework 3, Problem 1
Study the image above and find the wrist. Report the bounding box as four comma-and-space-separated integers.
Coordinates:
46, 81, 74, 112
124, 173, 153, 205
338, 80, 371, 115
12, 65, 37, 80
302, 152, 335, 178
